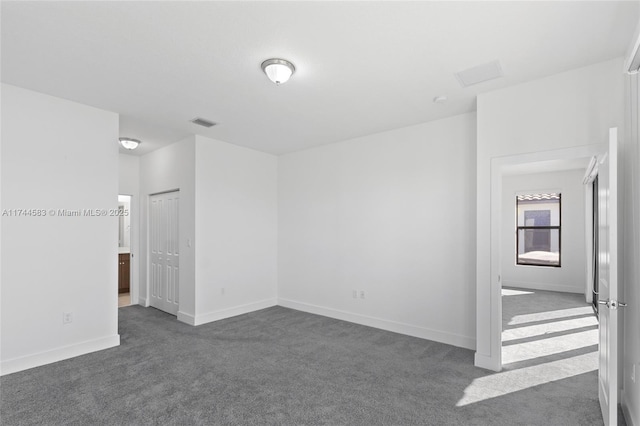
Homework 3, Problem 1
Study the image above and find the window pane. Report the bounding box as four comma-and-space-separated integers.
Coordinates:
524, 210, 550, 226
516, 194, 560, 226
517, 228, 560, 266
517, 199, 560, 226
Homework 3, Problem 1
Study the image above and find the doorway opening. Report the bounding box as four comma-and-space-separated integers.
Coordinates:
118, 194, 132, 307
500, 167, 598, 380
482, 134, 619, 423
479, 143, 608, 373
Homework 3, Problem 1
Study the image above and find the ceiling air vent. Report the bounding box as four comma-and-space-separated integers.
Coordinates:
190, 117, 217, 128
455, 60, 504, 88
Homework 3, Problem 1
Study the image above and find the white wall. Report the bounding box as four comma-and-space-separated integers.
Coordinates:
475, 58, 625, 371
621, 70, 640, 426
502, 170, 586, 294
278, 113, 477, 349
0, 84, 120, 374
119, 154, 140, 304
119, 154, 139, 210
191, 136, 278, 325
138, 135, 278, 326
139, 136, 196, 319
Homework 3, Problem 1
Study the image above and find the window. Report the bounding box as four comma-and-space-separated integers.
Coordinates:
516, 193, 561, 267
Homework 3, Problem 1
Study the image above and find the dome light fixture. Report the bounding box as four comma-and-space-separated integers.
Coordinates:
119, 137, 141, 150
261, 58, 295, 85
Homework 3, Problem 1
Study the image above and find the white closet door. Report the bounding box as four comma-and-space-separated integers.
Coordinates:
149, 191, 180, 315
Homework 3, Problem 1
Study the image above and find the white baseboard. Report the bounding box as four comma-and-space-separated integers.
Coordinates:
503, 280, 583, 294
188, 298, 278, 326
622, 389, 638, 426
277, 298, 475, 350
474, 351, 501, 372
177, 310, 196, 325
0, 334, 120, 376
138, 297, 149, 307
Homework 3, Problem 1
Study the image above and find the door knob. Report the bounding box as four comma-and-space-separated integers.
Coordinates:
598, 299, 628, 309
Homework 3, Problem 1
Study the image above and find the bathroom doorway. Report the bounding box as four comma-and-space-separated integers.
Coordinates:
118, 195, 132, 307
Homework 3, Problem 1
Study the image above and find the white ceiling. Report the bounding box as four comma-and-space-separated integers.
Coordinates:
2, 1, 638, 156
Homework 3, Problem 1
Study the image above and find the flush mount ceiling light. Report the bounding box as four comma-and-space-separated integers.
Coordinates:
261, 58, 295, 85
119, 137, 141, 150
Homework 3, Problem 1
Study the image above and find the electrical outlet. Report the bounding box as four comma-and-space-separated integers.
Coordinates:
62, 312, 73, 324
352, 290, 357, 299
632, 363, 636, 383
359, 290, 365, 299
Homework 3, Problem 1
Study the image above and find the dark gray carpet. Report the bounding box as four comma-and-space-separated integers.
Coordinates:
1, 305, 603, 425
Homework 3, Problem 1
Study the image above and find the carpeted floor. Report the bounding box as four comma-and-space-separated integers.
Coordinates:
1, 302, 606, 425
502, 287, 599, 370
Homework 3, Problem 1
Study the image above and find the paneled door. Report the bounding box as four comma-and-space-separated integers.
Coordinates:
149, 191, 180, 315
597, 129, 621, 426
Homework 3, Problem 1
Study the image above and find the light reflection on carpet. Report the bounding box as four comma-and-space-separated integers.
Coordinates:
457, 289, 598, 407
456, 352, 597, 406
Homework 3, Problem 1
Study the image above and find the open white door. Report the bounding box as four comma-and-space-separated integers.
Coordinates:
597, 128, 621, 426
149, 191, 180, 316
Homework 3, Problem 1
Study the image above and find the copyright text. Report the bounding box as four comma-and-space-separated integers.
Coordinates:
2, 209, 129, 217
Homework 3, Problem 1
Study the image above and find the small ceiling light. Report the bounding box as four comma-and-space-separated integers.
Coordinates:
433, 95, 447, 104
261, 58, 295, 85
119, 137, 141, 150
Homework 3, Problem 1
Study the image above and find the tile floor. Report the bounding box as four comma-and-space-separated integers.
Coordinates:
118, 292, 131, 308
